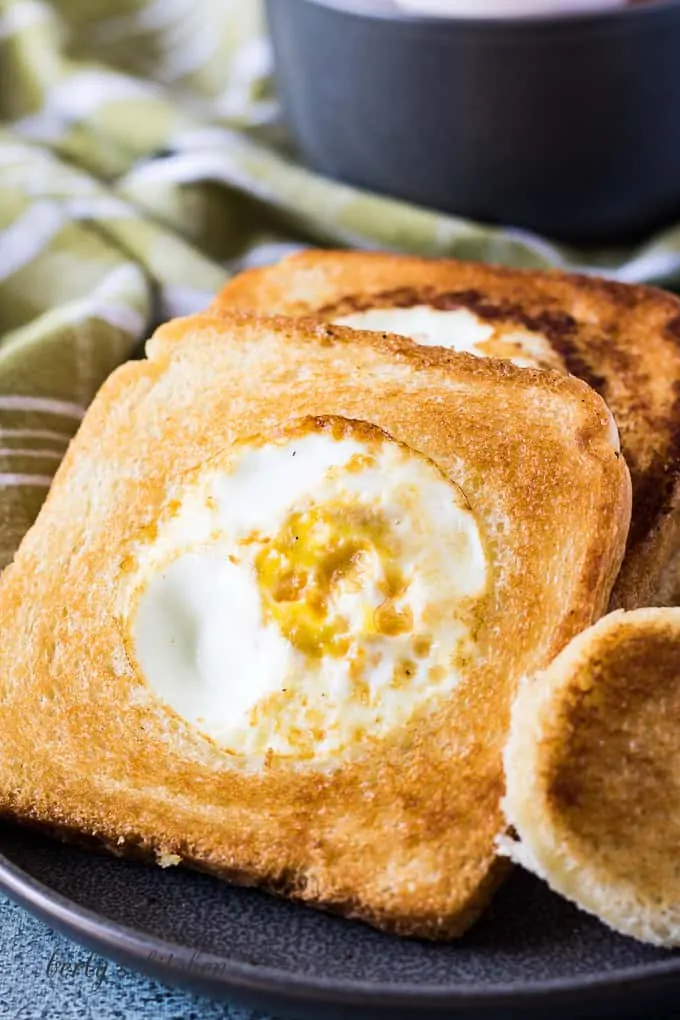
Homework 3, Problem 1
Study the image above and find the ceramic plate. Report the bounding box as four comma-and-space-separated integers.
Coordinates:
1, 821, 680, 1019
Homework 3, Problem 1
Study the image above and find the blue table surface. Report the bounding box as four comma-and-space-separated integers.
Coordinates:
3, 890, 680, 1020
0, 894, 271, 1020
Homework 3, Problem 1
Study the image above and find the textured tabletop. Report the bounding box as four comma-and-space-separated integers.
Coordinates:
0, 894, 269, 1020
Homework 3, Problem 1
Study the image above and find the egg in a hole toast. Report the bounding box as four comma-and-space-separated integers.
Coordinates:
213, 251, 680, 610
0, 313, 630, 938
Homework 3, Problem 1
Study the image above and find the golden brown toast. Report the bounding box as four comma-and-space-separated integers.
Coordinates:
503, 607, 680, 946
0, 314, 630, 938
212, 251, 680, 610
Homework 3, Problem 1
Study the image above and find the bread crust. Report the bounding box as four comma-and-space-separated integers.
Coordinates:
213, 251, 680, 609
0, 313, 630, 938
503, 607, 680, 946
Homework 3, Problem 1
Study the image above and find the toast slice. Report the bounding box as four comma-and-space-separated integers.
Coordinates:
212, 251, 680, 610
503, 607, 680, 946
0, 314, 630, 938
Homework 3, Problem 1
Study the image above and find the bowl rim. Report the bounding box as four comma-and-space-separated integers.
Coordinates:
294, 0, 680, 28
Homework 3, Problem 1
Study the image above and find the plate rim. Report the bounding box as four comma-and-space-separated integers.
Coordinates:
2, 844, 680, 1014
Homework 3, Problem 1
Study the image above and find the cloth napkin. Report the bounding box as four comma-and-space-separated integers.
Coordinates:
2, 0, 680, 567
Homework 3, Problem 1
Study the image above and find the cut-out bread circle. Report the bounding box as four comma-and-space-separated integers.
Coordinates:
504, 607, 680, 946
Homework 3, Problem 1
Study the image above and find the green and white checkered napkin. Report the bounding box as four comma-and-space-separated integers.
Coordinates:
2, 0, 680, 568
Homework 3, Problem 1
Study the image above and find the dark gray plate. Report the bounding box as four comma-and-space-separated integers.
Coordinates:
1, 823, 680, 1019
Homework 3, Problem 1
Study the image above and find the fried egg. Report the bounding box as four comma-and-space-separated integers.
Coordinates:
120, 417, 489, 764
334, 305, 566, 372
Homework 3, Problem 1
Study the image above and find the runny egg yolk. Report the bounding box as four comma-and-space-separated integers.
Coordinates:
255, 501, 412, 660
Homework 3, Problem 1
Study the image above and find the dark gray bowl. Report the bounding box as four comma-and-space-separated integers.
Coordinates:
266, 0, 680, 244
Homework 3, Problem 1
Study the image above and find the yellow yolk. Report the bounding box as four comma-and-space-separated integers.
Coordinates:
255, 501, 410, 659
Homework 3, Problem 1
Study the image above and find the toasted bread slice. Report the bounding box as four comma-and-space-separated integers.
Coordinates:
503, 607, 680, 946
0, 314, 630, 938
213, 251, 680, 610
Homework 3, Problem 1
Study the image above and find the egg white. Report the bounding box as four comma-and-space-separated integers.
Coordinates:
334, 305, 565, 372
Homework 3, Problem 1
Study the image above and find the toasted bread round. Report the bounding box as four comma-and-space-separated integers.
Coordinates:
213, 251, 680, 610
503, 607, 680, 946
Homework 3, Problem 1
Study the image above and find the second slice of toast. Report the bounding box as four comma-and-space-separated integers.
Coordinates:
213, 252, 680, 609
